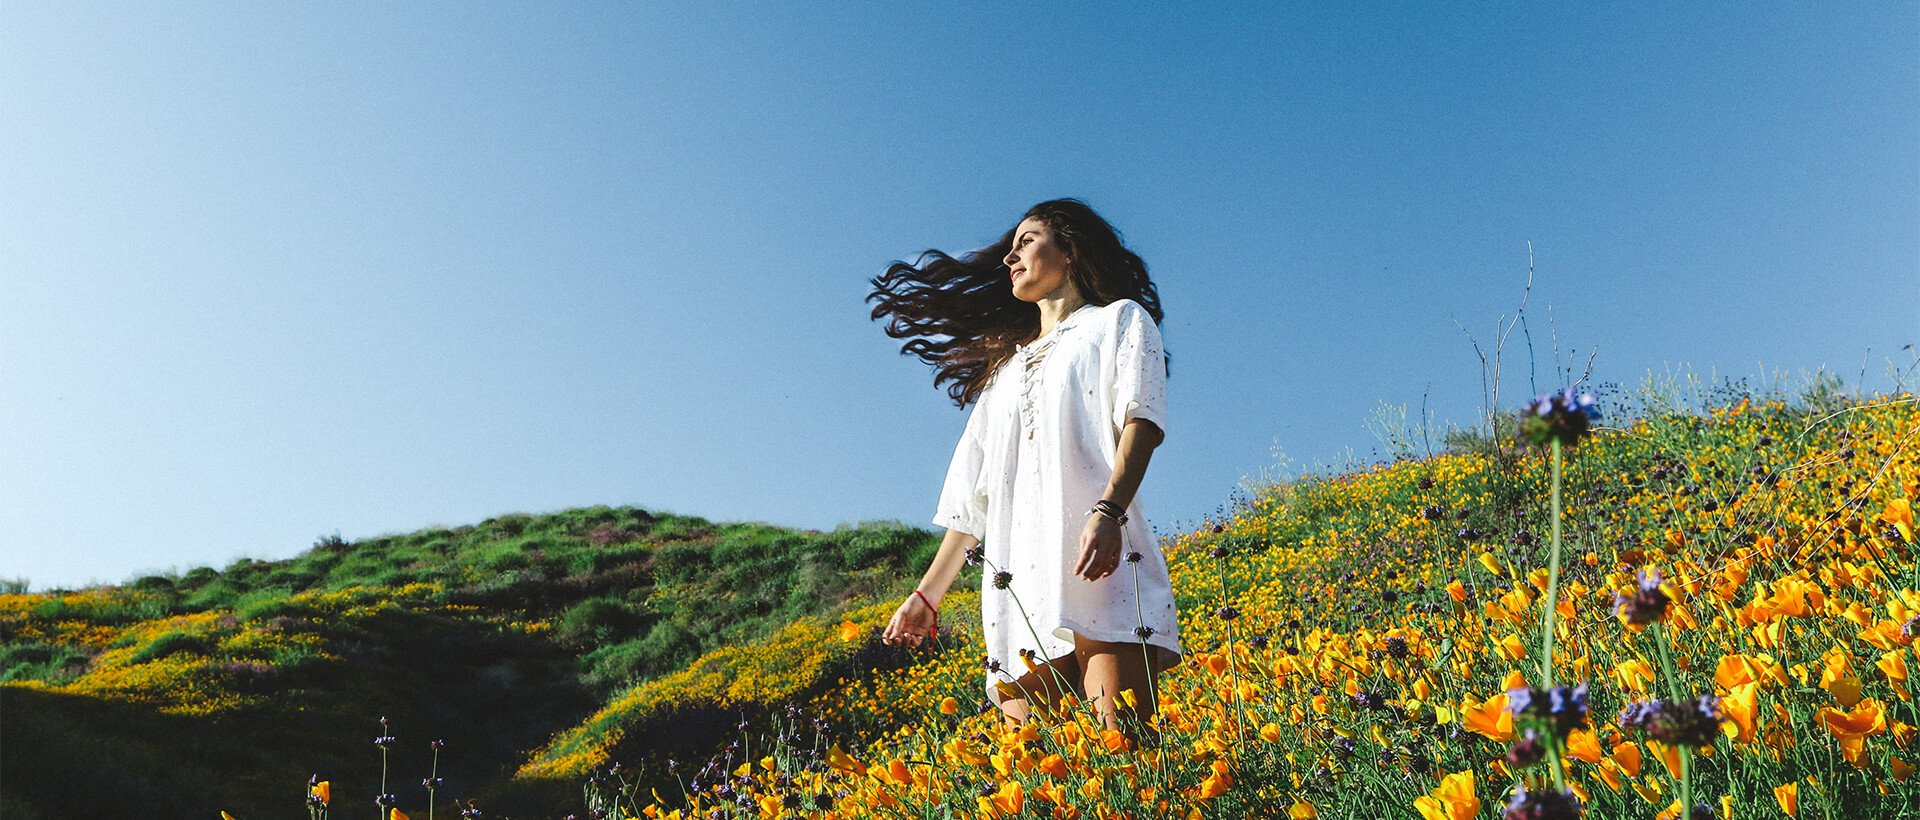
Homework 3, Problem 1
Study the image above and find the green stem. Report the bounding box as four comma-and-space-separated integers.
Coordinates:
1216, 559, 1249, 749
428, 748, 438, 820
986, 556, 1099, 741
1680, 745, 1694, 820
1652, 623, 1685, 703
378, 746, 387, 820
1546, 740, 1567, 792
1130, 560, 1169, 782
1540, 438, 1565, 689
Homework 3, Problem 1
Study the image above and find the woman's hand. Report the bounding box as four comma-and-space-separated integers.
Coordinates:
882, 592, 938, 647
1076, 513, 1123, 581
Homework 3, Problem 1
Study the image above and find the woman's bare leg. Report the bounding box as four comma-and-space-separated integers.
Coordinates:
994, 652, 1081, 733
1074, 635, 1164, 748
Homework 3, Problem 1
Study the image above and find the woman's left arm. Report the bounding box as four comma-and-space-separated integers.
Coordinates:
1075, 417, 1163, 581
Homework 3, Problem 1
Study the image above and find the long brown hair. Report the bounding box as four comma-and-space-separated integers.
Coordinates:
868, 198, 1167, 407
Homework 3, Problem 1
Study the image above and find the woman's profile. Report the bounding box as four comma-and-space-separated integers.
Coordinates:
868, 198, 1183, 748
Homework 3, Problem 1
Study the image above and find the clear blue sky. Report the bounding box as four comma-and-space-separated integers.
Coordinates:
3, 4, 1914, 590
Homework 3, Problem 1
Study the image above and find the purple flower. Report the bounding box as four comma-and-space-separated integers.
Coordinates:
1620, 696, 1723, 747
1505, 687, 1535, 716
1504, 730, 1546, 768
1502, 785, 1582, 820
1507, 683, 1590, 739
1613, 569, 1672, 626
1519, 389, 1601, 447
1547, 683, 1590, 726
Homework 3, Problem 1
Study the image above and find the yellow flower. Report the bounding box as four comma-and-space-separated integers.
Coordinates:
1722, 682, 1759, 742
1038, 753, 1068, 778
1565, 728, 1602, 763
1714, 653, 1786, 689
977, 780, 1023, 817
939, 696, 959, 714
1261, 722, 1282, 743
825, 743, 868, 776
1497, 633, 1526, 661
1080, 775, 1103, 800
837, 620, 863, 641
1774, 781, 1799, 816
1815, 698, 1888, 767
1882, 497, 1914, 543
1197, 759, 1233, 799
311, 781, 331, 806
391, 810, 410, 820
1615, 658, 1658, 694
1413, 769, 1479, 820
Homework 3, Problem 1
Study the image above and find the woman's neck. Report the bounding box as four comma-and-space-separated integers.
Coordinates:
1032, 293, 1086, 340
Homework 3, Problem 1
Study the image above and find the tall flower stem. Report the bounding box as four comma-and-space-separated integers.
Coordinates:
1126, 557, 1174, 787
984, 556, 1099, 740
1213, 558, 1249, 748
1680, 745, 1694, 820
1539, 438, 1564, 690
427, 745, 439, 820
1651, 623, 1684, 704
1650, 622, 1693, 820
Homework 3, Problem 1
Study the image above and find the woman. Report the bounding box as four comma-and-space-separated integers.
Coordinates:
869, 198, 1183, 747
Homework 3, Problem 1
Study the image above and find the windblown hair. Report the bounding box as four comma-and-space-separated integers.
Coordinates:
869, 198, 1167, 407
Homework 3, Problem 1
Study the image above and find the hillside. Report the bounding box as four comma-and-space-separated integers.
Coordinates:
0, 509, 952, 819
4, 383, 1918, 819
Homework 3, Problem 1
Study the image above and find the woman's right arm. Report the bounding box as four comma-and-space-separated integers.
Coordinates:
882, 527, 980, 647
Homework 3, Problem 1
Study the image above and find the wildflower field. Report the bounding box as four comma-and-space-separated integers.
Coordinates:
543, 381, 1920, 820
2, 378, 1916, 819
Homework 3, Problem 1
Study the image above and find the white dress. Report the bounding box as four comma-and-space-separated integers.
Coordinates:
932, 298, 1184, 704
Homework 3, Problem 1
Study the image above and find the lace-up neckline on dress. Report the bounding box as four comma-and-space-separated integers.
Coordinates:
1015, 303, 1095, 440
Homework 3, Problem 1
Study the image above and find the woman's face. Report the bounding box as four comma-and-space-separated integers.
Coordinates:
1003, 217, 1074, 303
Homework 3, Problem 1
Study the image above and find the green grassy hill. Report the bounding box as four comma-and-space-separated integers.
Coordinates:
0, 508, 956, 819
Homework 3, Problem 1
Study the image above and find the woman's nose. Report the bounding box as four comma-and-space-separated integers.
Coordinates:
1003, 249, 1019, 266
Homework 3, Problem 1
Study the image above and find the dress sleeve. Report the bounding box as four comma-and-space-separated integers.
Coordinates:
932, 398, 990, 538
1110, 301, 1168, 438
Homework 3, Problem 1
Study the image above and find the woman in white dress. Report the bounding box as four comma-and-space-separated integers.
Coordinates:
871, 198, 1183, 747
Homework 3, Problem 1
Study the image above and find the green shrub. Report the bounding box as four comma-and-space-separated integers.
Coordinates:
556, 597, 642, 648
579, 637, 651, 693
127, 632, 214, 665
830, 523, 923, 570
0, 642, 93, 684
177, 566, 219, 591
632, 620, 699, 677
233, 586, 298, 622
129, 574, 177, 594
182, 578, 240, 611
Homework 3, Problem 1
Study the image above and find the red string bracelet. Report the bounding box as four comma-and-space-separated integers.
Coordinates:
911, 589, 940, 639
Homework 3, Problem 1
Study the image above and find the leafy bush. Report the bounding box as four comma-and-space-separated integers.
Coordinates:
555, 597, 643, 649
0, 642, 92, 684
126, 631, 214, 665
